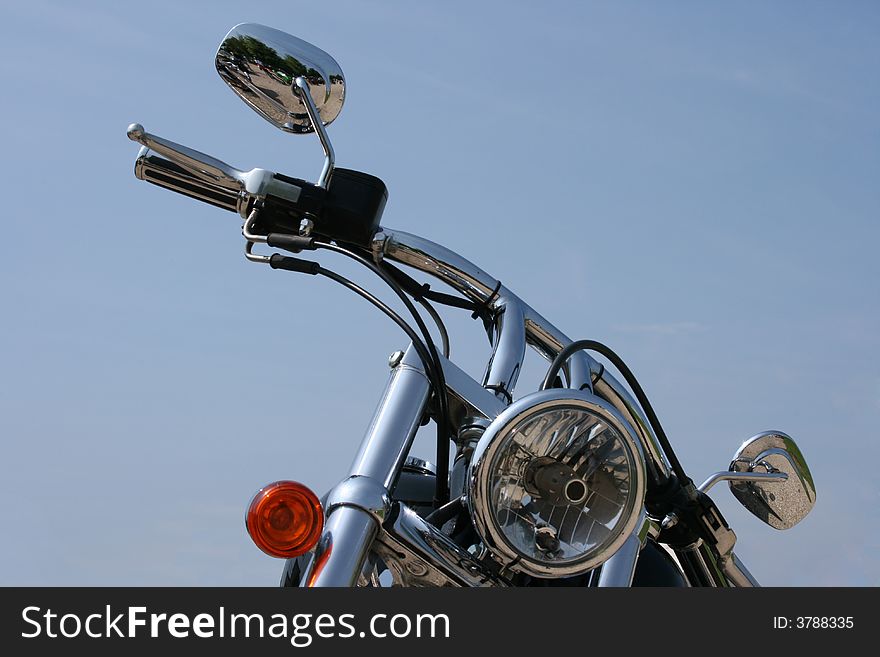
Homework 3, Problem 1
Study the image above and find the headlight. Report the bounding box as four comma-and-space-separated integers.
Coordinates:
467, 389, 646, 578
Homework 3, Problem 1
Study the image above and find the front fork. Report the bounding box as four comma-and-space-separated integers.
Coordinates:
301, 344, 431, 586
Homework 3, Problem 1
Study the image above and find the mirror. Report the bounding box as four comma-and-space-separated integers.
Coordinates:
215, 23, 345, 134
728, 431, 816, 530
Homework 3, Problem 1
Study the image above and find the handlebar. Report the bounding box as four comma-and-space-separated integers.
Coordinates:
128, 123, 387, 246
127, 125, 670, 487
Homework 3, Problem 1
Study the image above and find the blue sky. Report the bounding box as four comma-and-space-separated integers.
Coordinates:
1, 1, 877, 585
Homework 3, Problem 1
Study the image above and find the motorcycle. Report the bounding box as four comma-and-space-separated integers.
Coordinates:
126, 23, 816, 587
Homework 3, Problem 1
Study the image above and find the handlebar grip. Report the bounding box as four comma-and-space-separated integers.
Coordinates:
134, 148, 242, 214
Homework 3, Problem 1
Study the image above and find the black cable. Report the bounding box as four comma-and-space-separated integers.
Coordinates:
314, 242, 452, 506
382, 262, 481, 314
416, 296, 450, 358
540, 339, 690, 487
316, 268, 440, 383
382, 260, 495, 345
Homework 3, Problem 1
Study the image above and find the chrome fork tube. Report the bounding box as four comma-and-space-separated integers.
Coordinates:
304, 343, 431, 587
347, 345, 432, 489
596, 535, 641, 586
305, 508, 377, 587
722, 552, 760, 587
596, 513, 655, 587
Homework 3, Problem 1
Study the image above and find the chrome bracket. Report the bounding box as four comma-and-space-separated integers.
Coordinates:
242, 207, 277, 265
244, 240, 271, 264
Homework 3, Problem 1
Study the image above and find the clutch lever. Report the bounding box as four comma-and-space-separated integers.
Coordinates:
127, 123, 309, 219
127, 123, 246, 191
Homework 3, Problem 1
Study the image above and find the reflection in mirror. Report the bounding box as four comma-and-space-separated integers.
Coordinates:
215, 23, 345, 133
728, 431, 816, 530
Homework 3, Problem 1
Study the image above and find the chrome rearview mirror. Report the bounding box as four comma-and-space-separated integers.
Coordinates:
215, 23, 345, 134
702, 431, 816, 530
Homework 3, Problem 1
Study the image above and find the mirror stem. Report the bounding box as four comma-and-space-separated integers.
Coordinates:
293, 77, 336, 189
698, 471, 788, 494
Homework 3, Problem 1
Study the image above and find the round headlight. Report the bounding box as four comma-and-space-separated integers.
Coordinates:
467, 389, 646, 578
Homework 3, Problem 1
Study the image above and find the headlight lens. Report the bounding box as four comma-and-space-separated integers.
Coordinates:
468, 389, 645, 578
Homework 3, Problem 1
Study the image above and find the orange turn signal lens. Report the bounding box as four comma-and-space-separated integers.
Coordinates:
246, 481, 323, 558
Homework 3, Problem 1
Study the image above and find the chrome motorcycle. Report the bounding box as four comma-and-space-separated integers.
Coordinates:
126, 23, 816, 587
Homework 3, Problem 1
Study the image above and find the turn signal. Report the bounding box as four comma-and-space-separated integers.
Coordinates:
246, 481, 323, 558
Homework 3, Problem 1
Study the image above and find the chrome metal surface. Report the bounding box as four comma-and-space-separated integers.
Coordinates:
661, 513, 679, 529
374, 230, 594, 388
244, 240, 271, 264
698, 470, 788, 494
325, 475, 391, 523
596, 515, 651, 587
721, 552, 760, 587
596, 513, 659, 586
436, 351, 506, 424
372, 503, 509, 587
128, 123, 244, 190
468, 388, 647, 577
302, 506, 377, 587
377, 230, 498, 305
293, 76, 335, 188
128, 124, 306, 219
307, 344, 430, 587
348, 344, 431, 490
387, 350, 405, 368
134, 147, 243, 214
482, 297, 526, 402
729, 431, 816, 530
242, 208, 268, 244
216, 23, 345, 133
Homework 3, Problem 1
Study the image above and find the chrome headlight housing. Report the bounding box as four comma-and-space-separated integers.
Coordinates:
467, 389, 646, 578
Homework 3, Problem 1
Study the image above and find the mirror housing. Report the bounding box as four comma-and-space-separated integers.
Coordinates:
215, 23, 345, 133
728, 431, 816, 530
